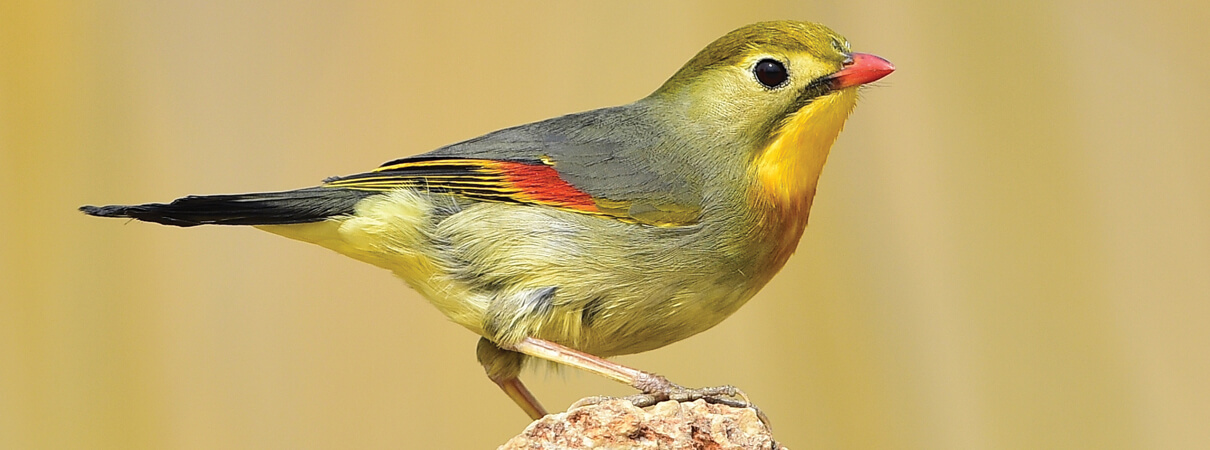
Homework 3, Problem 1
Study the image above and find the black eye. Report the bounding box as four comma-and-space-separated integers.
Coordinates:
754, 59, 788, 88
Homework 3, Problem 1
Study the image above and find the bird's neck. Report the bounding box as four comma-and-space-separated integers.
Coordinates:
750, 89, 858, 263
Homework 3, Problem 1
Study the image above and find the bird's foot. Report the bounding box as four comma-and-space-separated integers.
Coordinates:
570, 373, 770, 425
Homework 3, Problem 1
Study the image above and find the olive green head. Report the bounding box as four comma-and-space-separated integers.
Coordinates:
660, 21, 852, 90
649, 21, 858, 141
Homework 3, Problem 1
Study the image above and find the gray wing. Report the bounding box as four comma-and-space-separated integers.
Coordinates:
389, 103, 704, 226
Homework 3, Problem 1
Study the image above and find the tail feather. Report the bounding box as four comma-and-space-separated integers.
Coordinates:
80, 187, 374, 227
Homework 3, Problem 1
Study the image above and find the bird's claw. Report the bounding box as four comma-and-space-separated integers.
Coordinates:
652, 383, 769, 426
569, 379, 770, 427
568, 394, 617, 410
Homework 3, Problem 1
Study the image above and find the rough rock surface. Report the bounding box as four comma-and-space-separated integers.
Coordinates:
498, 399, 786, 450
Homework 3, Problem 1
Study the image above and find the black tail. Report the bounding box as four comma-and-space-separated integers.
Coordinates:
80, 187, 374, 227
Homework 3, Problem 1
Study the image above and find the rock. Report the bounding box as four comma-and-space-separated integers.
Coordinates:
498, 399, 786, 450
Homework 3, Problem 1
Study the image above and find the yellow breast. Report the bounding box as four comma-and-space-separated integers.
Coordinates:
749, 88, 860, 272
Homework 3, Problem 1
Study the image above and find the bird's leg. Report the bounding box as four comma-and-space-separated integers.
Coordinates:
477, 337, 548, 419
508, 337, 761, 416
491, 376, 548, 420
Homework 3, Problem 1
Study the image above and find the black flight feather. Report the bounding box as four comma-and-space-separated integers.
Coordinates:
79, 187, 373, 227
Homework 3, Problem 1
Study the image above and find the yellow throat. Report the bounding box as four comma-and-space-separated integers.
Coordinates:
755, 88, 859, 209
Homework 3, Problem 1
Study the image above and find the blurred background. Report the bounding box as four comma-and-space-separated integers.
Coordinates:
3, 1, 1208, 448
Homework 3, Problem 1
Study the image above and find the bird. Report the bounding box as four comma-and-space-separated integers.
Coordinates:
81, 20, 893, 419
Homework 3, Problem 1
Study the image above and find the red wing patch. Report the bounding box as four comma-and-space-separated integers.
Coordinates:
322, 158, 605, 214
492, 161, 598, 212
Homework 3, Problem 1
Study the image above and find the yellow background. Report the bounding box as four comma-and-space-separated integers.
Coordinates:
3, 1, 1208, 448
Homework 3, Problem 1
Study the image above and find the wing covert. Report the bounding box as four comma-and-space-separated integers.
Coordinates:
327, 104, 704, 226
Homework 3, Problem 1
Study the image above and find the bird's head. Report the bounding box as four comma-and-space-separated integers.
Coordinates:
650, 20, 894, 209
652, 20, 892, 146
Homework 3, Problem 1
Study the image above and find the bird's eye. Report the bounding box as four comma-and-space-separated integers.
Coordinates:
753, 59, 788, 88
